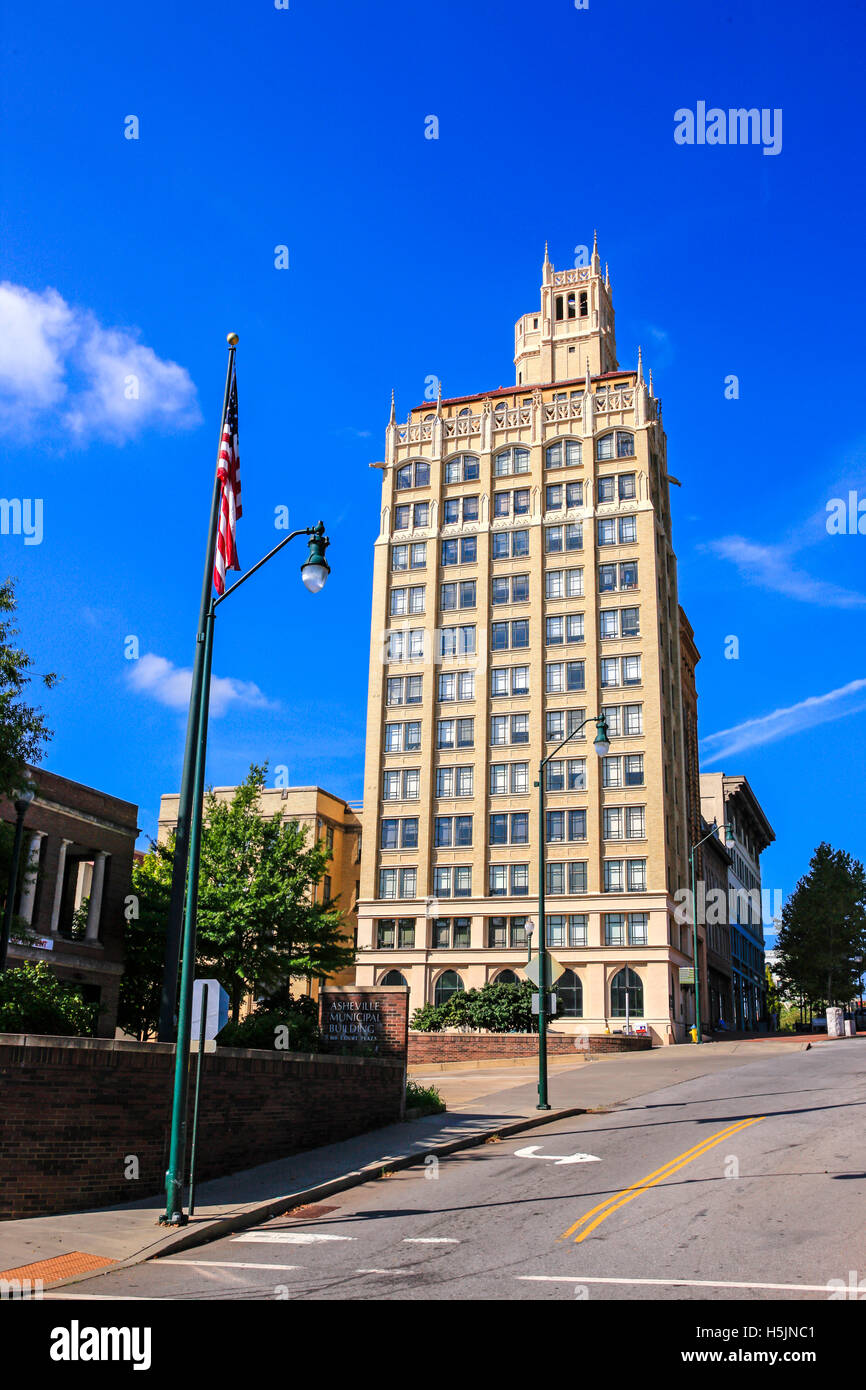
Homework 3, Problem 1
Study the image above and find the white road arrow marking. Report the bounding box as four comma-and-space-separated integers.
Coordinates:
513, 1145, 601, 1165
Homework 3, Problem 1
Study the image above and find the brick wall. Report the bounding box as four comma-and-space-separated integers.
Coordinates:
407, 1031, 653, 1063
0, 1035, 406, 1220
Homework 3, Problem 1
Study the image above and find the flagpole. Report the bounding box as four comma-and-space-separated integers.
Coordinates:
158, 335, 238, 1043
163, 596, 215, 1224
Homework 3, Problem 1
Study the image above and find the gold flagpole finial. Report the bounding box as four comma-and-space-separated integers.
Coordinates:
227, 333, 239, 346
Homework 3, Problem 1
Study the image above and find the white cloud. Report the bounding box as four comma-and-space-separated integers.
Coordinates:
706, 535, 866, 609
126, 653, 277, 719
0, 281, 200, 443
700, 678, 866, 764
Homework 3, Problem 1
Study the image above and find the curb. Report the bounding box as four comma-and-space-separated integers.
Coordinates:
37, 1103, 588, 1294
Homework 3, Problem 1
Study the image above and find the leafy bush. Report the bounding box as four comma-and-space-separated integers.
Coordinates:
406, 1081, 445, 1115
217, 995, 320, 1052
411, 981, 536, 1033
0, 963, 98, 1036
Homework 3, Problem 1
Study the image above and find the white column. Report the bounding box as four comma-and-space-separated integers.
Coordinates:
85, 851, 108, 941
49, 838, 73, 934
18, 831, 45, 925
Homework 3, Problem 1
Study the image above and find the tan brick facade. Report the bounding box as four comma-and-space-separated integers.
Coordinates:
356, 243, 699, 1044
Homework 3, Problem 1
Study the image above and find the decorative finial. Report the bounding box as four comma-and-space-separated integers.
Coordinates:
436, 379, 442, 414
604, 261, 610, 289
544, 239, 550, 262
649, 367, 654, 393
226, 333, 239, 346
389, 388, 396, 424
637, 345, 644, 384
593, 229, 598, 252
585, 357, 592, 392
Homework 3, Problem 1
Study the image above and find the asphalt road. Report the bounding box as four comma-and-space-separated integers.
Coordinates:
48, 1041, 866, 1302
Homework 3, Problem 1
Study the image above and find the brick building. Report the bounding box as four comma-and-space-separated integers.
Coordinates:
0, 766, 139, 1035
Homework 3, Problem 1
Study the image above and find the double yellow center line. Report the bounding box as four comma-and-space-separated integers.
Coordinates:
560, 1116, 765, 1243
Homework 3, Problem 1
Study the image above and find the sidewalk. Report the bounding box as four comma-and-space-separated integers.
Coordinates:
0, 1035, 822, 1291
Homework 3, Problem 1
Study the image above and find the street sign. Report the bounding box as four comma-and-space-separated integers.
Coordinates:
679, 967, 695, 985
525, 952, 566, 989
191, 978, 229, 1042
531, 993, 559, 1015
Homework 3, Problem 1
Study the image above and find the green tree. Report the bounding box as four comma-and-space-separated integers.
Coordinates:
0, 577, 58, 796
0, 962, 97, 1035
776, 843, 866, 1009
0, 577, 59, 895
195, 765, 355, 1021
411, 981, 536, 1033
117, 842, 173, 1040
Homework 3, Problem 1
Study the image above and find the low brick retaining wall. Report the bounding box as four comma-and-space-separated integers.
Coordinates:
0, 1035, 406, 1220
407, 1031, 652, 1063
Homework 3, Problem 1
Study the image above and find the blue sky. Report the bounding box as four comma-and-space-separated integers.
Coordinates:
1, 0, 864, 932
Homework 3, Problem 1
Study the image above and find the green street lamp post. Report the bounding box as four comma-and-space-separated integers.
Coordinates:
0, 784, 36, 972
688, 819, 734, 1043
162, 520, 330, 1226
534, 713, 609, 1109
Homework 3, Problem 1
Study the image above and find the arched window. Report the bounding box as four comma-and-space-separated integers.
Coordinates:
381, 969, 408, 987
555, 295, 564, 321
434, 970, 464, 1008
596, 433, 614, 461
610, 967, 643, 1018
566, 292, 576, 319
494, 447, 530, 478
458, 406, 472, 416
579, 291, 588, 317
615, 431, 635, 458
495, 969, 519, 985
556, 968, 583, 1018
545, 440, 582, 470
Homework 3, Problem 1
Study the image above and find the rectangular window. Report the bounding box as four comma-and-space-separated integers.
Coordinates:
619, 515, 637, 544
598, 475, 616, 502
489, 864, 508, 896
488, 916, 507, 947
629, 911, 648, 945
604, 912, 626, 946
433, 917, 450, 948
511, 864, 529, 896
377, 918, 395, 948
624, 753, 644, 785
510, 916, 528, 947
569, 861, 587, 893
618, 474, 636, 500
453, 916, 471, 947
378, 868, 397, 899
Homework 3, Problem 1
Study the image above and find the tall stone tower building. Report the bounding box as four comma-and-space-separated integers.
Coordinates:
355, 239, 698, 1044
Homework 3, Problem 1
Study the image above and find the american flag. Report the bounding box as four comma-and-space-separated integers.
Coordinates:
213, 370, 242, 595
